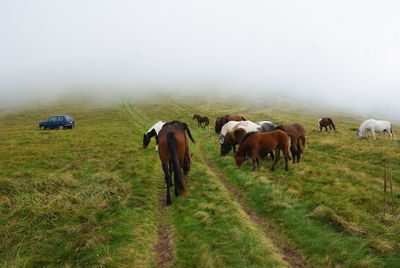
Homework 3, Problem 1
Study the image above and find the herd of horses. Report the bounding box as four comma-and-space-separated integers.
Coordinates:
143, 115, 396, 205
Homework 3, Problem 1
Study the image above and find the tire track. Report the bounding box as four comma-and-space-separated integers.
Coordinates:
200, 154, 306, 268
125, 99, 176, 267
154, 198, 175, 268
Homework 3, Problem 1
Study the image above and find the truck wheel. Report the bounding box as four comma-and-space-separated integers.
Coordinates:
40, 125, 46, 130
58, 125, 64, 130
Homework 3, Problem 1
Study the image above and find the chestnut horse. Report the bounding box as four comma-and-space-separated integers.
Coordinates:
318, 117, 336, 132
220, 120, 276, 156
158, 120, 195, 205
235, 130, 290, 171
192, 114, 210, 128
275, 123, 306, 149
215, 115, 246, 134
286, 132, 303, 163
274, 123, 306, 162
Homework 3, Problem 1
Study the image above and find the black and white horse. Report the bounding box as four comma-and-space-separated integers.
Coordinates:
143, 121, 165, 150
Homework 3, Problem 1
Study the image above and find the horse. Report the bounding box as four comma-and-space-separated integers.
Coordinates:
235, 130, 290, 171
192, 114, 210, 128
318, 117, 336, 132
219, 121, 261, 154
275, 123, 306, 149
143, 121, 165, 150
275, 123, 306, 162
357, 119, 396, 140
286, 131, 303, 163
215, 115, 246, 134
220, 120, 276, 156
158, 120, 195, 205
257, 121, 277, 132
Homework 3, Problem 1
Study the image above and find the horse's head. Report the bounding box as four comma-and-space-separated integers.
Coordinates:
143, 134, 151, 148
235, 153, 245, 168
215, 117, 221, 133
220, 142, 232, 156
356, 130, 364, 139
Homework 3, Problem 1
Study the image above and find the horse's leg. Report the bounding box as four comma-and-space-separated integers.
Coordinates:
372, 129, 376, 140
297, 144, 301, 163
290, 148, 296, 163
283, 146, 290, 171
271, 148, 280, 171
269, 151, 275, 160
319, 125, 322, 132
162, 163, 172, 205
251, 150, 258, 171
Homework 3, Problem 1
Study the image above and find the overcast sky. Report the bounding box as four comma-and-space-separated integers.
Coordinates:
0, 1, 399, 119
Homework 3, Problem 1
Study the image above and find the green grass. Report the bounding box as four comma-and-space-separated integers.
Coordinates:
1, 95, 399, 267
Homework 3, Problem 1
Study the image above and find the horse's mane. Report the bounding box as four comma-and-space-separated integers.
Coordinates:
240, 131, 257, 144
274, 125, 284, 131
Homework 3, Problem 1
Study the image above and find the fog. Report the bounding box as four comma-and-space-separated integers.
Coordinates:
1, 1, 399, 120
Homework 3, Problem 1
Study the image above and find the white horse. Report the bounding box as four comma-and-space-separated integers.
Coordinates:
143, 121, 165, 150
219, 120, 276, 144
357, 119, 396, 140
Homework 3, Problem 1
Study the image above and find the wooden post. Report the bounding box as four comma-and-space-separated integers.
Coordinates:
389, 168, 394, 215
384, 165, 387, 216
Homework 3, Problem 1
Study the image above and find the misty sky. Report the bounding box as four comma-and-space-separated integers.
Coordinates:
0, 1, 399, 119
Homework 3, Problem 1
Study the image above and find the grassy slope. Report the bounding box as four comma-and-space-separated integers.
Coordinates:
179, 97, 400, 267
0, 99, 286, 267
0, 96, 399, 267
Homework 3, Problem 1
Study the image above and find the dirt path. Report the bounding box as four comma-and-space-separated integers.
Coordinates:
201, 155, 306, 268
154, 192, 175, 267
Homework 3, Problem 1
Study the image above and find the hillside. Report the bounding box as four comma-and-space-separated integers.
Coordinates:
0, 96, 399, 267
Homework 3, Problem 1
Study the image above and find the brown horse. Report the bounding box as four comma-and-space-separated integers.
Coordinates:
158, 120, 195, 205
192, 114, 210, 128
220, 127, 246, 155
286, 131, 303, 163
235, 130, 290, 171
220, 127, 275, 159
318, 117, 336, 132
215, 115, 246, 134
275, 123, 306, 149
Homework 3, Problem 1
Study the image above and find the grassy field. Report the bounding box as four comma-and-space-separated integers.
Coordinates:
0, 95, 399, 267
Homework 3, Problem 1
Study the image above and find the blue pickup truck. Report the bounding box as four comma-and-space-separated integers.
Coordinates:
39, 115, 75, 130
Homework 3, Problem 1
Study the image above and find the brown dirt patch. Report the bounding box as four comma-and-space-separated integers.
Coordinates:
154, 199, 175, 267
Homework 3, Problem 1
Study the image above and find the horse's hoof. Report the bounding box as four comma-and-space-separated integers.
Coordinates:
166, 200, 172, 206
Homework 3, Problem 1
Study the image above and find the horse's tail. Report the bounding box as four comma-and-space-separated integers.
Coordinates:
167, 132, 186, 196
182, 122, 195, 143
328, 118, 336, 131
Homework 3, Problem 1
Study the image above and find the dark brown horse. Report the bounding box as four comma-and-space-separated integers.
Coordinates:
158, 120, 195, 205
274, 123, 306, 163
235, 130, 290, 171
192, 114, 210, 128
220, 127, 246, 155
215, 115, 246, 134
275, 123, 306, 148
286, 131, 303, 163
318, 117, 336, 132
